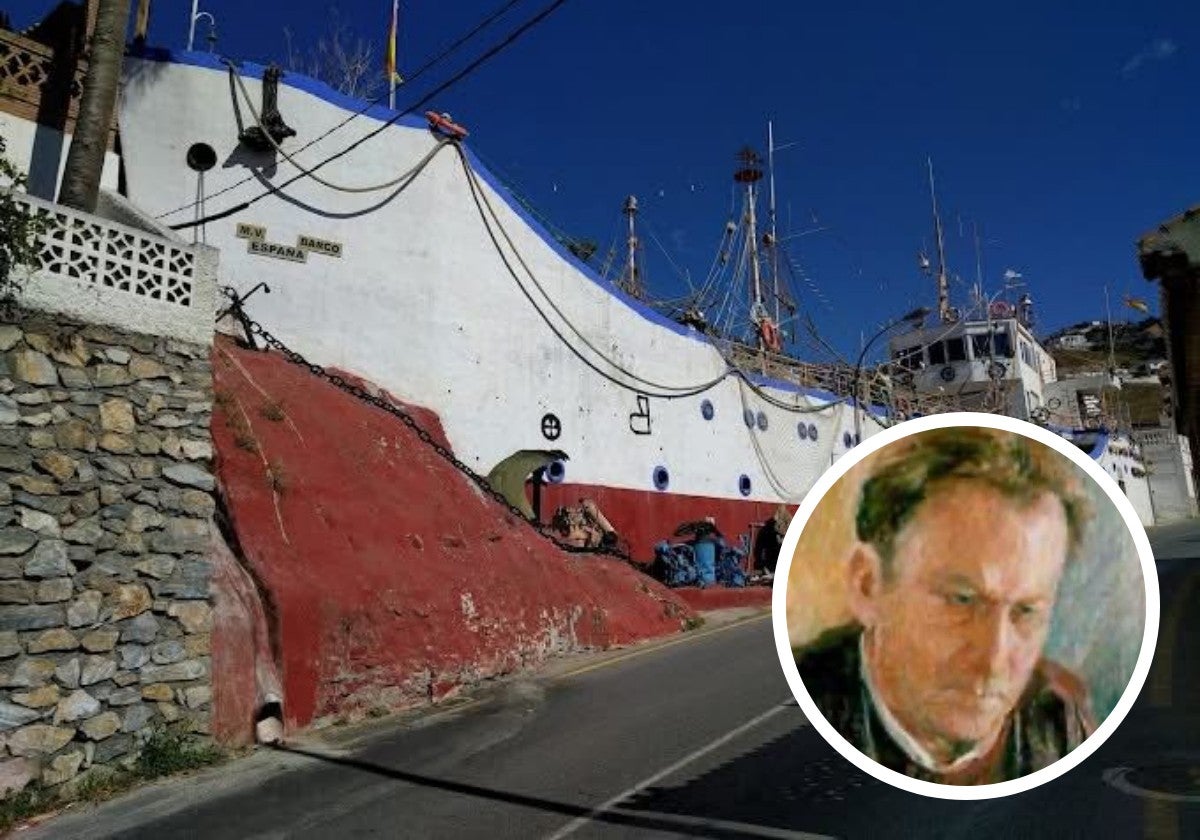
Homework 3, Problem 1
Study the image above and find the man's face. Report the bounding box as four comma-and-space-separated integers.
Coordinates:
852, 480, 1071, 756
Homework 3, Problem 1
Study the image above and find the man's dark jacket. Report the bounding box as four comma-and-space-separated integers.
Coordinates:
795, 626, 1096, 785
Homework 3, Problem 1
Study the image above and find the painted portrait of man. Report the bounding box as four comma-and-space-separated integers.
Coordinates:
792, 426, 1110, 786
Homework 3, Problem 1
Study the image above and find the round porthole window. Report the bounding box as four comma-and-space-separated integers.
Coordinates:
756, 411, 769, 431
701, 399, 715, 421
738, 474, 752, 497
843, 431, 853, 448
808, 423, 818, 441
854, 433, 862, 445
653, 465, 670, 491
798, 422, 809, 440
743, 408, 756, 428
546, 460, 566, 484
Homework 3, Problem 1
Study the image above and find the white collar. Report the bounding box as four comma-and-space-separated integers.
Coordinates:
858, 633, 996, 774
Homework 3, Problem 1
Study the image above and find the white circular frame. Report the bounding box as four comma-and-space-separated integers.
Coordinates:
771, 412, 1161, 800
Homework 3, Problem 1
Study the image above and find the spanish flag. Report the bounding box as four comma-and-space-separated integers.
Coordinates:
385, 0, 401, 83
1124, 294, 1150, 314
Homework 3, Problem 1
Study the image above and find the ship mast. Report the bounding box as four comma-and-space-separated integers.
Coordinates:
618, 195, 643, 299
735, 147, 766, 348
767, 122, 780, 326
927, 157, 951, 323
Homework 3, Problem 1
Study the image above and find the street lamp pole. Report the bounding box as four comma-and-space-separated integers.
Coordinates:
188, 2, 215, 52
853, 306, 932, 440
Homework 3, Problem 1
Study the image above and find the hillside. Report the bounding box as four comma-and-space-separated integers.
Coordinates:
1046, 317, 1166, 375
1045, 318, 1169, 428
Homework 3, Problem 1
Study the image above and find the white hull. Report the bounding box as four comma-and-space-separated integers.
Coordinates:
117, 51, 877, 507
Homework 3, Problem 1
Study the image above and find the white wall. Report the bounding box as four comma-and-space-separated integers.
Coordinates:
118, 56, 881, 503
0, 112, 120, 200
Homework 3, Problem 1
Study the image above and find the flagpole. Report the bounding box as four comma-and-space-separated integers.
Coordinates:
388, 0, 399, 109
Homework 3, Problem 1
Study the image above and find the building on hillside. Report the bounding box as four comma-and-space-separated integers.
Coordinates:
1055, 332, 1092, 350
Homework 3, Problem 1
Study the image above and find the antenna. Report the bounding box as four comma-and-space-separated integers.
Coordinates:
927, 157, 951, 323
619, 195, 643, 299
735, 147, 765, 339
767, 121, 780, 326
1104, 284, 1116, 373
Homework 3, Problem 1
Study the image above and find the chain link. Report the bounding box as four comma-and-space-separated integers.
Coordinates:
232, 297, 631, 561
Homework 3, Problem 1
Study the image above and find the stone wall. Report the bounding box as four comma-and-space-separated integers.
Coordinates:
0, 309, 215, 798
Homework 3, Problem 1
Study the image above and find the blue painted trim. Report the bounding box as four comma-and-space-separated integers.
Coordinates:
130, 46, 429, 130
135, 48, 862, 406
1048, 425, 1110, 461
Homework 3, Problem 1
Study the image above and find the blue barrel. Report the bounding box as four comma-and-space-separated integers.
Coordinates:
693, 539, 717, 586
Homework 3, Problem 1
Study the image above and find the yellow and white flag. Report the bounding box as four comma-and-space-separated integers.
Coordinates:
1124, 294, 1150, 314
385, 0, 402, 84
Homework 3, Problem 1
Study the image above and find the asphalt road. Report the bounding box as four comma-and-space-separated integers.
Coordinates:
24, 522, 1200, 839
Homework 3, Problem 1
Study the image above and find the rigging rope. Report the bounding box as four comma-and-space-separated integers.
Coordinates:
157, 0, 531, 219
171, 0, 573, 231
227, 64, 453, 194
457, 146, 730, 399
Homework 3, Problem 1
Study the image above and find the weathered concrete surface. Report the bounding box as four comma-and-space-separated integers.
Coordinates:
209, 339, 694, 734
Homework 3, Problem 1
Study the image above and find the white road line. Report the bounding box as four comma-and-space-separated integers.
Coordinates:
596, 809, 837, 839
544, 700, 804, 840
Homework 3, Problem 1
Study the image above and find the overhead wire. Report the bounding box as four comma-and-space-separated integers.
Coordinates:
171, 0, 574, 231
227, 66, 453, 194
156, 0, 531, 219
457, 146, 730, 398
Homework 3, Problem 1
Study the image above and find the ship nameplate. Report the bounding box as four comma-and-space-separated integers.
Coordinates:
248, 240, 308, 263
236, 223, 267, 240
297, 234, 344, 258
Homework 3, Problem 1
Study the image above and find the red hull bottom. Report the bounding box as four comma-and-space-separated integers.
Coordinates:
538, 482, 791, 563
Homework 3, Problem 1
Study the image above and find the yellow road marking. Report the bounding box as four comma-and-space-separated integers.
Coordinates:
556, 611, 771, 680
1143, 562, 1199, 840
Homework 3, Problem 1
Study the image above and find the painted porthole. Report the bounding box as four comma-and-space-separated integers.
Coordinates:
855, 433, 862, 445
743, 408, 756, 428
797, 422, 808, 441
756, 411, 768, 431
546, 460, 566, 484
738, 474, 752, 497
540, 413, 562, 441
701, 399, 715, 421
653, 465, 670, 491
808, 423, 818, 441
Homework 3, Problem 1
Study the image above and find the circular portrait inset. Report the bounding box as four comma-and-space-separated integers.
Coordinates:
771, 414, 1159, 799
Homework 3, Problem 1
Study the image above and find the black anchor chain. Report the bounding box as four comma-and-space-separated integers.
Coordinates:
217, 292, 631, 562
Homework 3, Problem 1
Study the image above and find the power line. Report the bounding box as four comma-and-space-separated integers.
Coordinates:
171, 0, 572, 231
157, 0, 531, 220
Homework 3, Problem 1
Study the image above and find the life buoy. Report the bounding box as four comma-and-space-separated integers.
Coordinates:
424, 111, 469, 140
759, 319, 782, 353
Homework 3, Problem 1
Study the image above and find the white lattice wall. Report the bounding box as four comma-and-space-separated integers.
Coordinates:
10, 192, 218, 344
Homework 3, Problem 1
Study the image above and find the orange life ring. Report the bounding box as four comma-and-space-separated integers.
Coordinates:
760, 319, 782, 353
424, 111, 469, 140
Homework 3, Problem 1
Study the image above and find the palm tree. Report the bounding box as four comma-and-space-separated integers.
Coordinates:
59, 0, 131, 213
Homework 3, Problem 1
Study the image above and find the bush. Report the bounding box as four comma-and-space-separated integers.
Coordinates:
0, 135, 48, 307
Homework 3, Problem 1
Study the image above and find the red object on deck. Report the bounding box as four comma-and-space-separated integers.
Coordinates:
539, 482, 789, 563
425, 110, 469, 139
209, 338, 693, 735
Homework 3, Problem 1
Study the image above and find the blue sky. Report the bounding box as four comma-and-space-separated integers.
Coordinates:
9, 1, 1197, 362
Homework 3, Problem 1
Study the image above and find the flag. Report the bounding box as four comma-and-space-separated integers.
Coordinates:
385, 0, 401, 83
1124, 295, 1149, 314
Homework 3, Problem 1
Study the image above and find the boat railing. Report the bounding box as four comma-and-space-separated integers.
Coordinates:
7, 191, 220, 344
